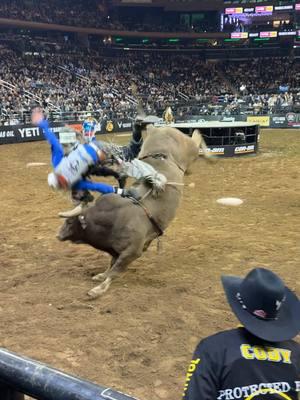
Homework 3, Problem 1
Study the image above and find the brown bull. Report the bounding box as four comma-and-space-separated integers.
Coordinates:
58, 125, 204, 298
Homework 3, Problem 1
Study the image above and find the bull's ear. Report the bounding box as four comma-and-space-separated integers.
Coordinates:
78, 215, 87, 230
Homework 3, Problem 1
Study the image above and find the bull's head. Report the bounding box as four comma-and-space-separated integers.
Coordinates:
57, 215, 86, 243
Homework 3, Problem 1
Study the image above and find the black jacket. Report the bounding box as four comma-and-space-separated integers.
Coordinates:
183, 327, 300, 400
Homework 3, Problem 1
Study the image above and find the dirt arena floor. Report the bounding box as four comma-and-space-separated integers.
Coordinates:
0, 129, 299, 400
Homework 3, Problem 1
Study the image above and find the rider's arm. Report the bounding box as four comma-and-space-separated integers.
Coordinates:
38, 119, 64, 168
73, 179, 115, 194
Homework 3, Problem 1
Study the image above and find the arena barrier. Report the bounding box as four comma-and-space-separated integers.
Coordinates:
0, 119, 133, 145
0, 113, 299, 146
0, 348, 138, 400
177, 113, 300, 129
170, 121, 259, 157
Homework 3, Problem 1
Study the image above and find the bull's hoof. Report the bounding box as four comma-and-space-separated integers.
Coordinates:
87, 288, 100, 299
88, 280, 111, 298
92, 273, 107, 282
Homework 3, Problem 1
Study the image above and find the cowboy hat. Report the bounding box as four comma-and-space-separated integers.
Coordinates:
222, 268, 300, 342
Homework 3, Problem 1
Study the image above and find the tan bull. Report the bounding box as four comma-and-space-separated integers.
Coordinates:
58, 126, 207, 298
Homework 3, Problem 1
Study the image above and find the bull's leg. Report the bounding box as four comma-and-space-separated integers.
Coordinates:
87, 246, 142, 298
92, 257, 117, 282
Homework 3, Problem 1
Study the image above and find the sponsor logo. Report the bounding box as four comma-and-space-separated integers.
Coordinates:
117, 121, 132, 129
231, 32, 248, 39
240, 344, 291, 363
278, 31, 296, 36
260, 31, 277, 38
221, 117, 236, 122
200, 147, 225, 155
275, 5, 293, 10
105, 121, 114, 132
247, 116, 270, 127
253, 309, 267, 318
272, 117, 286, 125
225, 7, 243, 14
286, 113, 300, 127
18, 127, 41, 138
255, 5, 273, 12
235, 145, 255, 154
286, 113, 296, 123
0, 130, 14, 138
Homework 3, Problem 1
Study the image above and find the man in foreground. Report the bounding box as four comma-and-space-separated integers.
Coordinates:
183, 267, 300, 400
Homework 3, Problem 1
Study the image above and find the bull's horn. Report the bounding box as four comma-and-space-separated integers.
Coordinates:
58, 204, 84, 218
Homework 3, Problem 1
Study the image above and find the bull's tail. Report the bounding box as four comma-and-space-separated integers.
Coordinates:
192, 129, 216, 162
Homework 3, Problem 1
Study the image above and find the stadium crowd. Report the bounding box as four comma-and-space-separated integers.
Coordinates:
0, 41, 299, 125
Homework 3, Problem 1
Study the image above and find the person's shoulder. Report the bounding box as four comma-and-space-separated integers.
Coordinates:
199, 328, 245, 349
281, 338, 300, 353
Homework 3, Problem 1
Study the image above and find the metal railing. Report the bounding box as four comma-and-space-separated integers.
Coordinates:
0, 348, 138, 400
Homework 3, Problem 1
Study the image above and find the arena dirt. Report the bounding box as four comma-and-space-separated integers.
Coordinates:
0, 129, 299, 400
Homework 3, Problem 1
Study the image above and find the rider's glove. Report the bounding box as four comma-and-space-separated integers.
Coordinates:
114, 187, 141, 201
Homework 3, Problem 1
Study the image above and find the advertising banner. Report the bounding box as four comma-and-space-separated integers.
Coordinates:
225, 7, 243, 14
200, 144, 258, 157
255, 5, 273, 13
0, 119, 133, 145
0, 122, 75, 145
285, 113, 300, 128
0, 115, 298, 146
260, 31, 277, 38
270, 114, 300, 128
247, 116, 270, 127
231, 32, 249, 39
100, 119, 133, 134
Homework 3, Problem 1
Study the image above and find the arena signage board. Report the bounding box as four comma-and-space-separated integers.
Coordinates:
234, 145, 255, 154
247, 116, 270, 127
274, 5, 293, 11
200, 144, 258, 157
255, 5, 273, 13
0, 125, 43, 144
296, 4, 300, 10
231, 32, 248, 39
285, 113, 300, 128
270, 116, 287, 128
0, 121, 79, 145
0, 119, 134, 145
278, 31, 296, 36
100, 119, 133, 134
260, 31, 277, 38
225, 7, 243, 14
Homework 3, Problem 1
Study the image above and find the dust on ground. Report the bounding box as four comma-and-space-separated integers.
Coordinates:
0, 129, 299, 400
